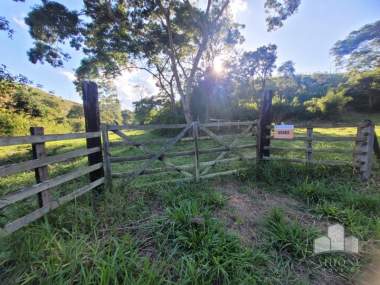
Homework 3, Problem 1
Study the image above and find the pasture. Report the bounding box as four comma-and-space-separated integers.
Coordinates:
1, 124, 379, 284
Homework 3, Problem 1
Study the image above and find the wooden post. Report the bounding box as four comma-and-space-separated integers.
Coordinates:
306, 127, 313, 162
354, 120, 375, 181
82, 81, 104, 186
101, 124, 112, 189
193, 121, 200, 182
30, 127, 52, 207
374, 132, 380, 160
256, 90, 273, 161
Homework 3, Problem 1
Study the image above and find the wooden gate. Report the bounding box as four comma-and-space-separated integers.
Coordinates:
102, 121, 257, 187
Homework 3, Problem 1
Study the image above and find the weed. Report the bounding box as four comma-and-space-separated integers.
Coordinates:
151, 191, 268, 284
314, 202, 378, 239
262, 208, 319, 260
291, 179, 380, 216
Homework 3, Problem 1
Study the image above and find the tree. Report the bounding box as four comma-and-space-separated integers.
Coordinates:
340, 68, 380, 111
0, 0, 25, 37
133, 97, 161, 125
304, 89, 352, 119
25, 0, 301, 123
239, 45, 277, 90
0, 65, 32, 108
228, 44, 277, 103
265, 0, 301, 31
278, 60, 295, 79
121, 110, 134, 125
1, 1, 32, 101
332, 20, 380, 70
12, 89, 47, 117
100, 93, 122, 124
276, 60, 297, 100
67, 105, 84, 119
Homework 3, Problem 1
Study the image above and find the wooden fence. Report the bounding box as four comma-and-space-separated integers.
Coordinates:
0, 81, 105, 236
0, 128, 104, 236
1, 83, 379, 236
256, 91, 380, 181
102, 121, 257, 187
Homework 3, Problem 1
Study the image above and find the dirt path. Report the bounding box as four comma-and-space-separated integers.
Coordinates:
354, 247, 380, 285
213, 180, 347, 285
214, 181, 327, 245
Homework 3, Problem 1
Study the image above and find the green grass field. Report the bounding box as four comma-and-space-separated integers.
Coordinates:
0, 124, 379, 284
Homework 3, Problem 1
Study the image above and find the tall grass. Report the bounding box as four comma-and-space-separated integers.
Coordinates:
0, 182, 269, 284
1, 126, 379, 284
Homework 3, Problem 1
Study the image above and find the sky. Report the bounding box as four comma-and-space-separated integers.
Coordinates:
0, 0, 379, 109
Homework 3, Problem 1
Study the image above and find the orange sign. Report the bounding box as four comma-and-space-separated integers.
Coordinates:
274, 124, 294, 139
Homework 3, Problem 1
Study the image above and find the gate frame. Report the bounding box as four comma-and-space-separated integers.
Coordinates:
102, 121, 257, 186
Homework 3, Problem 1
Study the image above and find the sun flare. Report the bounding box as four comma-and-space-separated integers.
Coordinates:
213, 56, 225, 75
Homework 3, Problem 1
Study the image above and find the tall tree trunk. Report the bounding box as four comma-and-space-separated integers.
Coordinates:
157, 0, 230, 125
204, 92, 209, 123
182, 94, 193, 123
369, 94, 374, 110
169, 82, 176, 112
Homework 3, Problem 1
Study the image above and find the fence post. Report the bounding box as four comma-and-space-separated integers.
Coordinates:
374, 132, 380, 160
306, 127, 313, 162
30, 127, 52, 207
354, 120, 375, 181
82, 81, 104, 191
256, 90, 273, 161
101, 124, 112, 190
193, 121, 200, 182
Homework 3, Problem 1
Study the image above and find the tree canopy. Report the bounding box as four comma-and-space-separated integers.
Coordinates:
332, 20, 380, 70
0, 0, 25, 37
24, 0, 301, 123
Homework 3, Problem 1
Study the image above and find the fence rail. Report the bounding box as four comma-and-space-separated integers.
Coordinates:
108, 133, 254, 148
0, 127, 104, 236
1, 178, 104, 235
0, 147, 101, 178
262, 156, 351, 166
265, 146, 355, 154
0, 131, 101, 147
268, 135, 359, 142
106, 121, 256, 131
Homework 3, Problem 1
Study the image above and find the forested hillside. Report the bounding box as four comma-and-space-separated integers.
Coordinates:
133, 68, 380, 125
0, 78, 84, 135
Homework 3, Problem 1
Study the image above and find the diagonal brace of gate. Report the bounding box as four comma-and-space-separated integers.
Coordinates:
199, 124, 253, 176
113, 124, 194, 182
199, 126, 247, 160
111, 128, 193, 178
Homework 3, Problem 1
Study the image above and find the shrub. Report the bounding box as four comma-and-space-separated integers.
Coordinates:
0, 111, 29, 135
230, 101, 259, 121
150, 104, 186, 136
318, 89, 352, 119
304, 89, 352, 119
67, 105, 84, 119
314, 202, 376, 239
12, 90, 48, 117
70, 120, 85, 132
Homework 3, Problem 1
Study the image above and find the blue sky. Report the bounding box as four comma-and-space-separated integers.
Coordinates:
0, 0, 379, 109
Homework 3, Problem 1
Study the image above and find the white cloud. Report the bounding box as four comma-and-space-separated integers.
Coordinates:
58, 68, 158, 109
230, 0, 248, 19
60, 70, 76, 82
114, 70, 159, 110
12, 16, 28, 30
